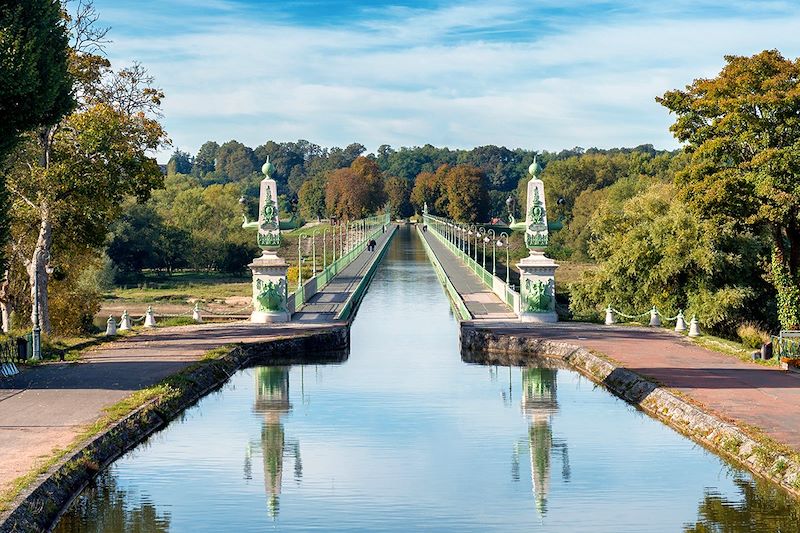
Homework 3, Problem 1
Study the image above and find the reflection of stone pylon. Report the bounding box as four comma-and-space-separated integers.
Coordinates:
253, 367, 296, 521
521, 368, 559, 518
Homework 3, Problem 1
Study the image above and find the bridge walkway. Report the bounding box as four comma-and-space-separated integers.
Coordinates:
418, 226, 516, 320
293, 224, 396, 323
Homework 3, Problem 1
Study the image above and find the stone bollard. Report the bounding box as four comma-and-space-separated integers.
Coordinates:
604, 305, 615, 325
119, 310, 132, 331
192, 302, 203, 323
674, 311, 687, 332
649, 306, 661, 327
688, 315, 701, 337
105, 315, 117, 336
144, 306, 157, 328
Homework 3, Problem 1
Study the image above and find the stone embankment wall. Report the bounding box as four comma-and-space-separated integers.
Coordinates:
0, 327, 349, 533
461, 326, 800, 499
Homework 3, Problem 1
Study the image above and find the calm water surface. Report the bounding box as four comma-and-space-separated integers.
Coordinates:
56, 227, 799, 532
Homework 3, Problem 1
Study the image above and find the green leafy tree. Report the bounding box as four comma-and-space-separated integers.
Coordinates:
166, 149, 192, 175
384, 176, 412, 219
215, 140, 257, 182
192, 140, 218, 177
570, 183, 771, 331
444, 164, 488, 223
658, 50, 800, 329
298, 177, 326, 221
0, 0, 74, 158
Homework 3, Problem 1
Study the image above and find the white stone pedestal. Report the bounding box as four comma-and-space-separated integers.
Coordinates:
249, 252, 289, 323
517, 252, 558, 323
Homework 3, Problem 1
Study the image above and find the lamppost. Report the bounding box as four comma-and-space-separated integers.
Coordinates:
297, 235, 305, 289
31, 255, 54, 361
322, 228, 328, 271
487, 229, 497, 275
482, 231, 488, 270
311, 229, 319, 275
467, 225, 476, 258
499, 232, 510, 283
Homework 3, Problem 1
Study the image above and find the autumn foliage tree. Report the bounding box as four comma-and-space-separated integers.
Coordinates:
325, 156, 385, 219
658, 50, 800, 329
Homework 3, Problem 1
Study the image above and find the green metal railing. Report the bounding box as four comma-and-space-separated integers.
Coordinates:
288, 213, 391, 314
336, 225, 397, 321
422, 214, 520, 314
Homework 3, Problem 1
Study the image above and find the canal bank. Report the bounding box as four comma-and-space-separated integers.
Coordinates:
0, 326, 349, 532
0, 226, 398, 531
461, 323, 800, 499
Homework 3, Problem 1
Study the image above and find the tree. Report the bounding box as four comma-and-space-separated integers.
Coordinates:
0, 0, 74, 158
0, 0, 75, 316
444, 164, 488, 223
298, 178, 326, 221
192, 140, 218, 177
384, 176, 412, 219
215, 140, 256, 182
166, 149, 192, 175
570, 183, 771, 331
325, 156, 384, 219
658, 50, 800, 329
5, 52, 167, 333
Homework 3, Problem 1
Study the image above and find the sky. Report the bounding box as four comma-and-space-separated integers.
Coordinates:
90, 0, 800, 162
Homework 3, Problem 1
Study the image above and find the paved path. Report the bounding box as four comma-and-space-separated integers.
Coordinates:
0, 322, 339, 495
293, 225, 395, 322
419, 229, 516, 320
466, 321, 800, 452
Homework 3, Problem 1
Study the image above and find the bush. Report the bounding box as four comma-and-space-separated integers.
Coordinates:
737, 322, 771, 349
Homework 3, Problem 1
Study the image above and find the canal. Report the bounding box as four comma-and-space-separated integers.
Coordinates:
55, 226, 799, 532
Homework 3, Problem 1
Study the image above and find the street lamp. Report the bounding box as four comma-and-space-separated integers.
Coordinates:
487, 229, 496, 276
31, 255, 55, 361
467, 225, 476, 258
482, 231, 489, 270
322, 228, 328, 271
297, 235, 305, 289
499, 232, 510, 283
311, 229, 319, 275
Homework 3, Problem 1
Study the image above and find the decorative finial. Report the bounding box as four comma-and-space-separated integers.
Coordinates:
528, 156, 542, 178
262, 156, 275, 178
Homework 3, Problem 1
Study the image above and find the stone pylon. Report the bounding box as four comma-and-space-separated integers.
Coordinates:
243, 157, 289, 323
517, 157, 558, 323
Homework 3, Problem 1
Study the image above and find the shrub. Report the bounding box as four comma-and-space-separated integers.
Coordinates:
737, 322, 771, 349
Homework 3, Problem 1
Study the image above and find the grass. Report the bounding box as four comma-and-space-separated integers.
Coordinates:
689, 332, 780, 366
108, 273, 250, 304
0, 343, 239, 514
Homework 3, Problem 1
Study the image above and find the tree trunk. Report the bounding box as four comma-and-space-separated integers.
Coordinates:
0, 270, 10, 333
28, 203, 53, 335
772, 225, 800, 330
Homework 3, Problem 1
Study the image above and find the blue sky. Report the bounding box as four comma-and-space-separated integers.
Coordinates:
91, 0, 800, 161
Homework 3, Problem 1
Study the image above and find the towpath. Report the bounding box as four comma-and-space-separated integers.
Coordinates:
418, 228, 516, 320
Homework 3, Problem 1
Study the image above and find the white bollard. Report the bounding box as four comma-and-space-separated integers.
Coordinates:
192, 302, 203, 323
649, 306, 661, 327
105, 315, 117, 336
688, 315, 701, 337
119, 310, 132, 331
674, 311, 687, 332
144, 306, 157, 328
604, 305, 615, 325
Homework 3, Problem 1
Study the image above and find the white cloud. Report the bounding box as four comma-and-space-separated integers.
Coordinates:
95, 1, 800, 159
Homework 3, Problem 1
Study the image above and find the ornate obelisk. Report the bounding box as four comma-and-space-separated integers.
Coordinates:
517, 157, 558, 322
243, 157, 289, 323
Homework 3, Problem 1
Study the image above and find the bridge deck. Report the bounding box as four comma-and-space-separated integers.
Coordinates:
418, 227, 516, 320
293, 224, 395, 323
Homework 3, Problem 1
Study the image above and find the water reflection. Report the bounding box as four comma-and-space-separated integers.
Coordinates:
53, 473, 170, 533
684, 475, 800, 532
511, 367, 570, 518
246, 367, 301, 520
